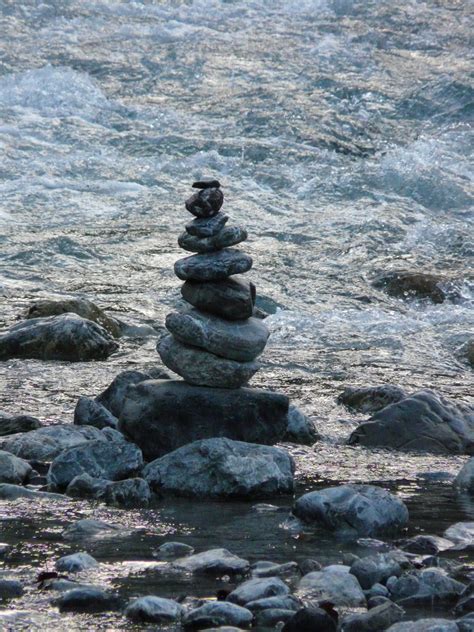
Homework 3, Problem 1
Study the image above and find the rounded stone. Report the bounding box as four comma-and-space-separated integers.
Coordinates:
174, 249, 252, 282
185, 187, 224, 218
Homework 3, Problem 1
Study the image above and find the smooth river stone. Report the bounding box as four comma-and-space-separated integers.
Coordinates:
181, 276, 256, 320
158, 335, 260, 388
185, 212, 228, 237
175, 249, 253, 282
118, 379, 289, 459
185, 187, 224, 218
178, 225, 247, 253
165, 308, 269, 362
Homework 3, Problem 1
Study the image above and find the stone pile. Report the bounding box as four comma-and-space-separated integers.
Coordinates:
158, 178, 270, 388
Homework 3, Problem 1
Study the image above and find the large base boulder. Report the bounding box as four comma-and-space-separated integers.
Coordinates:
348, 390, 474, 454
0, 313, 118, 361
119, 380, 289, 460
293, 485, 409, 537
143, 438, 294, 498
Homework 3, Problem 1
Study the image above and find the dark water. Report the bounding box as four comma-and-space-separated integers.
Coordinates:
0, 0, 473, 628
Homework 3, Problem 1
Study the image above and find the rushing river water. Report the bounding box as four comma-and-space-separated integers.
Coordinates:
0, 0, 473, 629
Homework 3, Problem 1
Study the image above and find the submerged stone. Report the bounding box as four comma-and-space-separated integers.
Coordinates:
181, 277, 256, 320
174, 249, 252, 282
373, 270, 454, 304
118, 380, 289, 459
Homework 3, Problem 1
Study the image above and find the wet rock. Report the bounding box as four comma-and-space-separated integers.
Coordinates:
341, 601, 404, 631
95, 369, 155, 417
172, 548, 249, 576
373, 270, 455, 304
125, 596, 183, 623
399, 534, 454, 554
158, 335, 260, 388
65, 473, 109, 499
181, 277, 255, 320
53, 586, 121, 613
455, 458, 474, 492
366, 583, 390, 599
144, 438, 294, 499
154, 542, 194, 559
284, 405, 319, 445
47, 439, 143, 491
73, 397, 118, 430
0, 412, 41, 436
0, 450, 32, 484
184, 602, 252, 629
62, 519, 123, 541
175, 249, 252, 282
457, 613, 474, 632
104, 477, 151, 507
178, 225, 247, 254
192, 178, 221, 190
119, 380, 289, 460
26, 297, 122, 337
389, 568, 465, 605
245, 595, 301, 612
0, 483, 66, 501
368, 595, 391, 608
467, 340, 474, 368
255, 608, 294, 626
293, 484, 409, 537
227, 577, 290, 606
185, 187, 224, 218
296, 565, 366, 607
444, 521, 474, 549
386, 620, 459, 631
348, 390, 474, 454
251, 561, 299, 579
56, 552, 98, 573
337, 385, 407, 414
298, 559, 322, 575
350, 553, 404, 589
0, 579, 24, 599
282, 606, 337, 632
454, 584, 474, 616
165, 309, 269, 362
0, 424, 106, 463
0, 313, 118, 361
0, 544, 9, 556
186, 212, 228, 237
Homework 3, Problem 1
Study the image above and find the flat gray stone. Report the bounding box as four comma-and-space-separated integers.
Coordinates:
0, 313, 118, 361
158, 335, 260, 388
245, 595, 301, 612
387, 619, 459, 631
0, 450, 32, 484
125, 596, 183, 623
143, 438, 294, 498
172, 548, 249, 576
119, 380, 289, 460
296, 565, 366, 607
165, 308, 269, 362
184, 601, 253, 629
444, 521, 474, 549
56, 552, 98, 573
181, 276, 256, 321
0, 412, 41, 437
174, 249, 252, 282
47, 439, 143, 491
251, 561, 299, 579
154, 542, 194, 559
186, 212, 228, 237
227, 577, 290, 606
178, 225, 247, 253
74, 397, 118, 429
293, 484, 409, 537
0, 483, 66, 501
337, 385, 408, 414
62, 519, 123, 541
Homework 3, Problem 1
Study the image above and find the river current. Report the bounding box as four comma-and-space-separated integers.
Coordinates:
0, 0, 473, 629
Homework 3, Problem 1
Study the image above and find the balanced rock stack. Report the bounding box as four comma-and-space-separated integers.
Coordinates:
158, 179, 270, 389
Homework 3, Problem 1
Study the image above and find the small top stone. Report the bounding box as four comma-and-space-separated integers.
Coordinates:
192, 179, 221, 189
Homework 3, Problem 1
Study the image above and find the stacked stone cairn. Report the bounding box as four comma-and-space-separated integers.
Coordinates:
158, 178, 270, 389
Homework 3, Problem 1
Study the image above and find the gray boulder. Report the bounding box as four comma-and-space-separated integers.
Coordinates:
341, 601, 404, 631
174, 249, 252, 282
47, 439, 143, 490
387, 620, 459, 632
455, 458, 474, 492
444, 521, 474, 549
0, 412, 41, 436
0, 313, 118, 361
74, 397, 118, 429
26, 297, 122, 338
178, 225, 247, 253
184, 602, 253, 629
350, 553, 405, 589
158, 335, 260, 388
227, 577, 290, 606
125, 596, 183, 623
181, 276, 255, 320
293, 485, 409, 537
172, 548, 249, 576
95, 369, 155, 417
0, 579, 24, 599
296, 565, 366, 607
56, 552, 98, 573
185, 212, 228, 237
337, 385, 407, 414
53, 586, 121, 613
165, 309, 269, 362
143, 438, 294, 499
251, 561, 299, 579
119, 380, 289, 460
399, 534, 454, 554
104, 478, 151, 507
284, 405, 319, 445
389, 568, 465, 605
0, 450, 32, 484
65, 473, 109, 499
348, 390, 474, 454
0, 424, 106, 462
